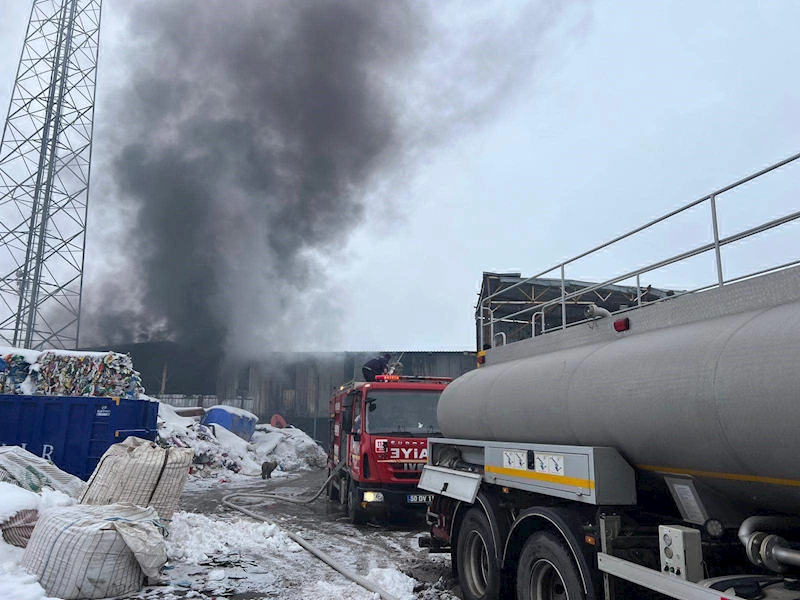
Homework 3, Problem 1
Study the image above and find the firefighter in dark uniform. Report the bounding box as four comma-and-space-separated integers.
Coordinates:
362, 353, 391, 382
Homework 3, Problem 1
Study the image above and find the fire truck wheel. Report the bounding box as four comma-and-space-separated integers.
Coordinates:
346, 481, 366, 524
457, 508, 501, 600
515, 531, 585, 600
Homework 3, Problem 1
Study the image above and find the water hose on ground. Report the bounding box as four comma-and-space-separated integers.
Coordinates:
222, 460, 400, 600
229, 459, 344, 505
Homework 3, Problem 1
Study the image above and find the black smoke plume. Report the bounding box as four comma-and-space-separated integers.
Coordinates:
82, 1, 583, 357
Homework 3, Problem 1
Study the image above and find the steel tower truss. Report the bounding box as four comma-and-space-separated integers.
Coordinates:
0, 0, 102, 349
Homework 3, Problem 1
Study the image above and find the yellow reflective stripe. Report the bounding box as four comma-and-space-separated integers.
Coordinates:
485, 465, 595, 490
637, 464, 800, 488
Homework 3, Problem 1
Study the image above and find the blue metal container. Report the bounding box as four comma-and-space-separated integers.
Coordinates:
0, 395, 158, 480
201, 406, 257, 441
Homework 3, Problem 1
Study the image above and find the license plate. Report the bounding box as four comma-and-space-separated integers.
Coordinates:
407, 494, 434, 504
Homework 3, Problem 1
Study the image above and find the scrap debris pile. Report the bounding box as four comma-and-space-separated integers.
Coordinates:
0, 347, 39, 395
157, 404, 327, 478
0, 346, 144, 399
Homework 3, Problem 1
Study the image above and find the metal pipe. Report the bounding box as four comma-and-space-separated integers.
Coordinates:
738, 516, 800, 572
494, 332, 507, 346
561, 265, 567, 330
476, 152, 800, 336
710, 195, 724, 288
477, 151, 800, 308
498, 241, 716, 324
479, 306, 490, 350
718, 209, 800, 247
486, 207, 800, 328
772, 545, 800, 569
636, 274, 642, 307
738, 516, 800, 547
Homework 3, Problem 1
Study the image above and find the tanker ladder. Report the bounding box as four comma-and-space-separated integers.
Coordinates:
419, 438, 800, 600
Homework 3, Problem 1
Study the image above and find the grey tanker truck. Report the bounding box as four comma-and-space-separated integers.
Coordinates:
418, 152, 800, 600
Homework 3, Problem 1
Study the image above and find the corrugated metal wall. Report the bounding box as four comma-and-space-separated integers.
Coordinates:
217, 351, 476, 422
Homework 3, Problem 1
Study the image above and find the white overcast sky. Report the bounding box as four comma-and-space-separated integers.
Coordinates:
1, 1, 799, 352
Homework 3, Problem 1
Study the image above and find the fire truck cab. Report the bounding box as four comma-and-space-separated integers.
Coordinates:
327, 374, 451, 524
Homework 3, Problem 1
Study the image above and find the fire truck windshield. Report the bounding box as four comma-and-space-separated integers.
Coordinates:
364, 391, 441, 436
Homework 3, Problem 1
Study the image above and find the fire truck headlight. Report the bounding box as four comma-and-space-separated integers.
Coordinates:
363, 491, 384, 503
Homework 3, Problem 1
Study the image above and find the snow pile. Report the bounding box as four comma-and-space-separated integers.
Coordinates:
0, 346, 144, 399
158, 404, 326, 478
0, 483, 43, 523
368, 567, 417, 600
158, 404, 261, 477
0, 482, 75, 523
158, 402, 195, 427
0, 483, 76, 600
252, 425, 328, 471
0, 547, 57, 600
166, 512, 302, 564
0, 482, 76, 548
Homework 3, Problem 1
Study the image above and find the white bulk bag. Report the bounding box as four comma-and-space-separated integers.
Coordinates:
81, 437, 192, 520
0, 446, 87, 498
21, 503, 166, 599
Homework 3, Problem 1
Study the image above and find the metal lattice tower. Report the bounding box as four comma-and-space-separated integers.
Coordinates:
0, 0, 102, 349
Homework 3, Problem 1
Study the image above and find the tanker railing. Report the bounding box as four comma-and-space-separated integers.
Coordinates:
478, 151, 800, 349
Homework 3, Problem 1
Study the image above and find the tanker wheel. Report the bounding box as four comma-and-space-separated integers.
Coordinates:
346, 481, 366, 525
516, 532, 585, 600
457, 508, 501, 600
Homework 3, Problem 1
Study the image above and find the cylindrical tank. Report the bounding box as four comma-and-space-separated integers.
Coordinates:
439, 300, 800, 515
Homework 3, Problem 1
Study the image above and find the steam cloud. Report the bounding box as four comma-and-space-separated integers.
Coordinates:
82, 0, 582, 358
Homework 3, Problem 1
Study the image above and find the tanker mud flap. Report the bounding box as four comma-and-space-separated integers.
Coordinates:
475, 492, 511, 567
502, 506, 599, 600
448, 491, 511, 574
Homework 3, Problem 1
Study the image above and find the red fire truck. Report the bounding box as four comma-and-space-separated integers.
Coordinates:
327, 374, 452, 523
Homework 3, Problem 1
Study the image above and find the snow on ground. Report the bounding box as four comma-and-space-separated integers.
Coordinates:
0, 484, 75, 600
0, 540, 57, 600
368, 567, 417, 600
0, 464, 456, 600
165, 511, 302, 564
125, 469, 460, 600
157, 403, 328, 479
